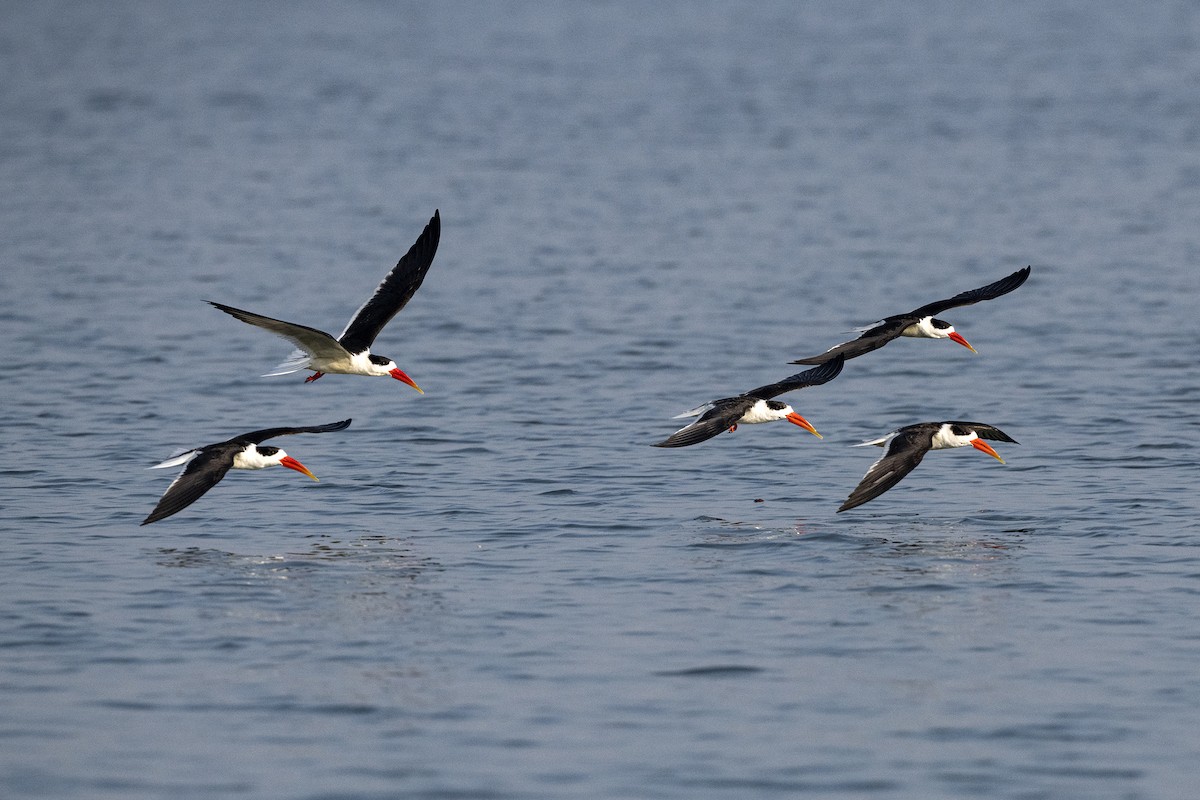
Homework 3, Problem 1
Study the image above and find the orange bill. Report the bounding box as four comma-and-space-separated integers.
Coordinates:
786, 412, 822, 439
280, 456, 319, 481
948, 331, 978, 353
971, 438, 1005, 463
389, 368, 424, 394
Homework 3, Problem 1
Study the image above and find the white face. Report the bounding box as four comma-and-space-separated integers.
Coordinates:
372, 359, 398, 377
931, 424, 977, 450
355, 351, 398, 376
911, 316, 956, 340
233, 445, 289, 470
740, 399, 794, 425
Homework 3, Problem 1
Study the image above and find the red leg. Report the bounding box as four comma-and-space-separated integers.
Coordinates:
728, 424, 738, 433
304, 371, 325, 383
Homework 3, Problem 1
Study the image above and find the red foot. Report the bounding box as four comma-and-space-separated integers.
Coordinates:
304, 372, 325, 383
728, 424, 738, 433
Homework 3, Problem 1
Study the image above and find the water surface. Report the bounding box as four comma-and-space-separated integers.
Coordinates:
3, 2, 1200, 798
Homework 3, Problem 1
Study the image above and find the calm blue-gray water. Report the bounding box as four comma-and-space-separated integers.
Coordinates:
3, 2, 1200, 798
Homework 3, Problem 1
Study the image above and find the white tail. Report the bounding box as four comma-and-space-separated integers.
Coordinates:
261, 349, 310, 377
149, 450, 199, 469
672, 401, 715, 420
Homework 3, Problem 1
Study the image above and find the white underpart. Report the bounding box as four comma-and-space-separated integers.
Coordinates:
901, 316, 955, 340
265, 347, 395, 377
739, 399, 794, 425
149, 449, 199, 469
930, 424, 977, 450
232, 444, 289, 470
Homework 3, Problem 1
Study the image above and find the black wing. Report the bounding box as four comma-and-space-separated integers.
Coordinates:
789, 320, 909, 365
338, 210, 441, 353
235, 419, 353, 445
791, 267, 1031, 365
745, 355, 844, 399
909, 266, 1031, 318
141, 444, 240, 525
837, 425, 937, 512
947, 422, 1018, 444
653, 398, 752, 448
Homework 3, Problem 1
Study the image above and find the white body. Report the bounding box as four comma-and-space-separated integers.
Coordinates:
231, 444, 290, 470
929, 423, 979, 450
855, 423, 979, 451
671, 398, 795, 425
738, 399, 795, 425
150, 444, 289, 471
267, 347, 395, 377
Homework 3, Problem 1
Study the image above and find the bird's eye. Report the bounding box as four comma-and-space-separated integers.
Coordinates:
367, 354, 391, 366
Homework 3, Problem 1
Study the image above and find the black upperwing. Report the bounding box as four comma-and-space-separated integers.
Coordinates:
909, 266, 1031, 318
141, 420, 351, 525
789, 319, 909, 365
338, 210, 441, 354
837, 424, 939, 512
652, 398, 753, 448
745, 355, 844, 399
235, 419, 353, 445
141, 443, 240, 525
791, 267, 1030, 365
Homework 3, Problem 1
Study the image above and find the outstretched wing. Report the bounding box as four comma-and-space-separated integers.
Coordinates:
141, 444, 239, 525
789, 320, 908, 365
909, 266, 1031, 318
235, 419, 353, 445
338, 210, 441, 353
209, 302, 348, 364
791, 267, 1031, 365
837, 426, 935, 512
745, 355, 844, 399
653, 399, 748, 448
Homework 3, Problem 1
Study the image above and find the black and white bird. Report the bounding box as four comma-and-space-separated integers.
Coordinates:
837, 421, 1017, 512
653, 356, 844, 448
210, 210, 440, 392
791, 266, 1030, 365
141, 419, 351, 525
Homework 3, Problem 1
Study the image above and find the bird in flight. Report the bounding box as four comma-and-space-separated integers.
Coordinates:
837, 421, 1016, 512
653, 356, 844, 448
211, 210, 441, 392
141, 419, 351, 525
791, 266, 1030, 365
